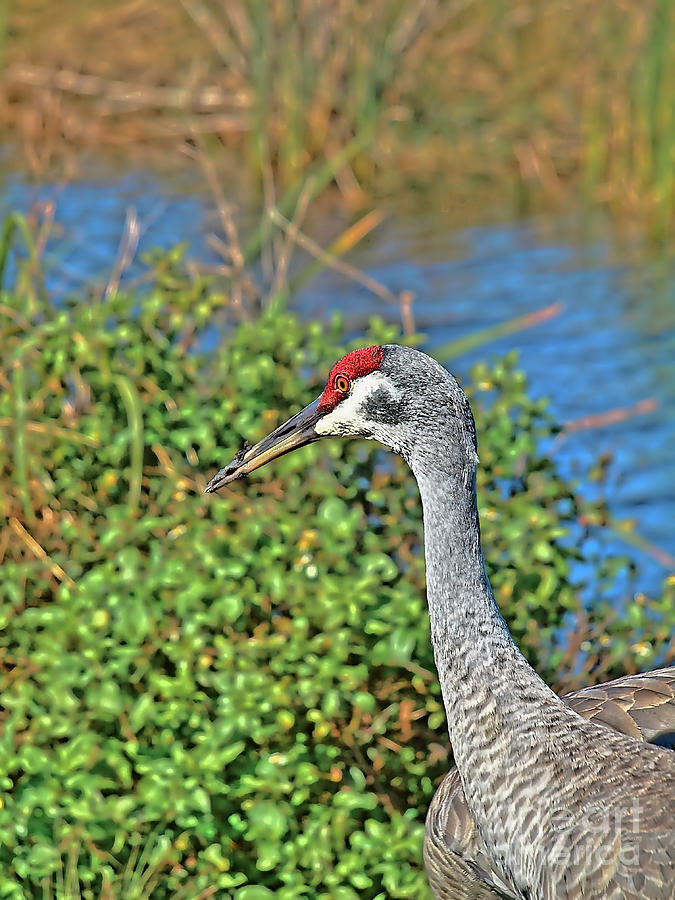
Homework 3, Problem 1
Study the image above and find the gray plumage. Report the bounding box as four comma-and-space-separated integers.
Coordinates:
206, 344, 675, 900
425, 667, 675, 899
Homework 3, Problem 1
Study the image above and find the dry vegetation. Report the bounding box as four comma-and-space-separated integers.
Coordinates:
1, 0, 673, 232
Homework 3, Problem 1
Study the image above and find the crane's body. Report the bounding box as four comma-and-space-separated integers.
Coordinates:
206, 345, 675, 899
425, 667, 675, 900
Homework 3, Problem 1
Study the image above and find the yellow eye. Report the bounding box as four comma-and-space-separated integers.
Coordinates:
335, 373, 351, 393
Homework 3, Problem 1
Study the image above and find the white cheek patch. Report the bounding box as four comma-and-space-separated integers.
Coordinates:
315, 371, 399, 437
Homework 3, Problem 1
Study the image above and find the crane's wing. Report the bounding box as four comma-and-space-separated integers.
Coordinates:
423, 666, 675, 900
562, 666, 675, 749
425, 767, 518, 899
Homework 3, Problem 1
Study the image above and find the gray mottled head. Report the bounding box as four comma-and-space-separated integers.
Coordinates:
315, 345, 477, 473
204, 344, 478, 493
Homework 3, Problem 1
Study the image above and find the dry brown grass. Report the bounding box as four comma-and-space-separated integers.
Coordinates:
1, 0, 673, 232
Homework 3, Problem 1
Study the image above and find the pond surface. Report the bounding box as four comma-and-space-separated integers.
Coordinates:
2, 172, 673, 602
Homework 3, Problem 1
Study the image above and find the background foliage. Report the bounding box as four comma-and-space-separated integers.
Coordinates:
1, 269, 672, 898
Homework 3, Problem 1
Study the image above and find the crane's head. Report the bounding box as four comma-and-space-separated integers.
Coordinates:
204, 344, 476, 493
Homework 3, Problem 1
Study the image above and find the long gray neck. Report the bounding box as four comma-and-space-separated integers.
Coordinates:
415, 461, 506, 657
411, 443, 578, 896
411, 450, 561, 766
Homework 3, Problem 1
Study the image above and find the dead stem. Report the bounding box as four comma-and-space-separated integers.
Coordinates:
0, 418, 101, 446
268, 177, 315, 301
554, 398, 659, 446
9, 517, 76, 588
5, 63, 252, 111
179, 0, 246, 75
268, 207, 390, 299
269, 206, 416, 333
104, 206, 140, 300
184, 139, 253, 316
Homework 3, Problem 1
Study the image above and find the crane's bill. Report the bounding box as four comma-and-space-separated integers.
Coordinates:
204, 397, 323, 493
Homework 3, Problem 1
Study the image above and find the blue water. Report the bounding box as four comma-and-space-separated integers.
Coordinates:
1, 173, 673, 602
0, 174, 208, 295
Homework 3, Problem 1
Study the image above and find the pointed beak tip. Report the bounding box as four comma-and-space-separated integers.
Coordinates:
204, 464, 245, 494
204, 396, 323, 496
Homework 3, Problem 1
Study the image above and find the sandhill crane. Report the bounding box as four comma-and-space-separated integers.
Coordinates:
206, 345, 675, 899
